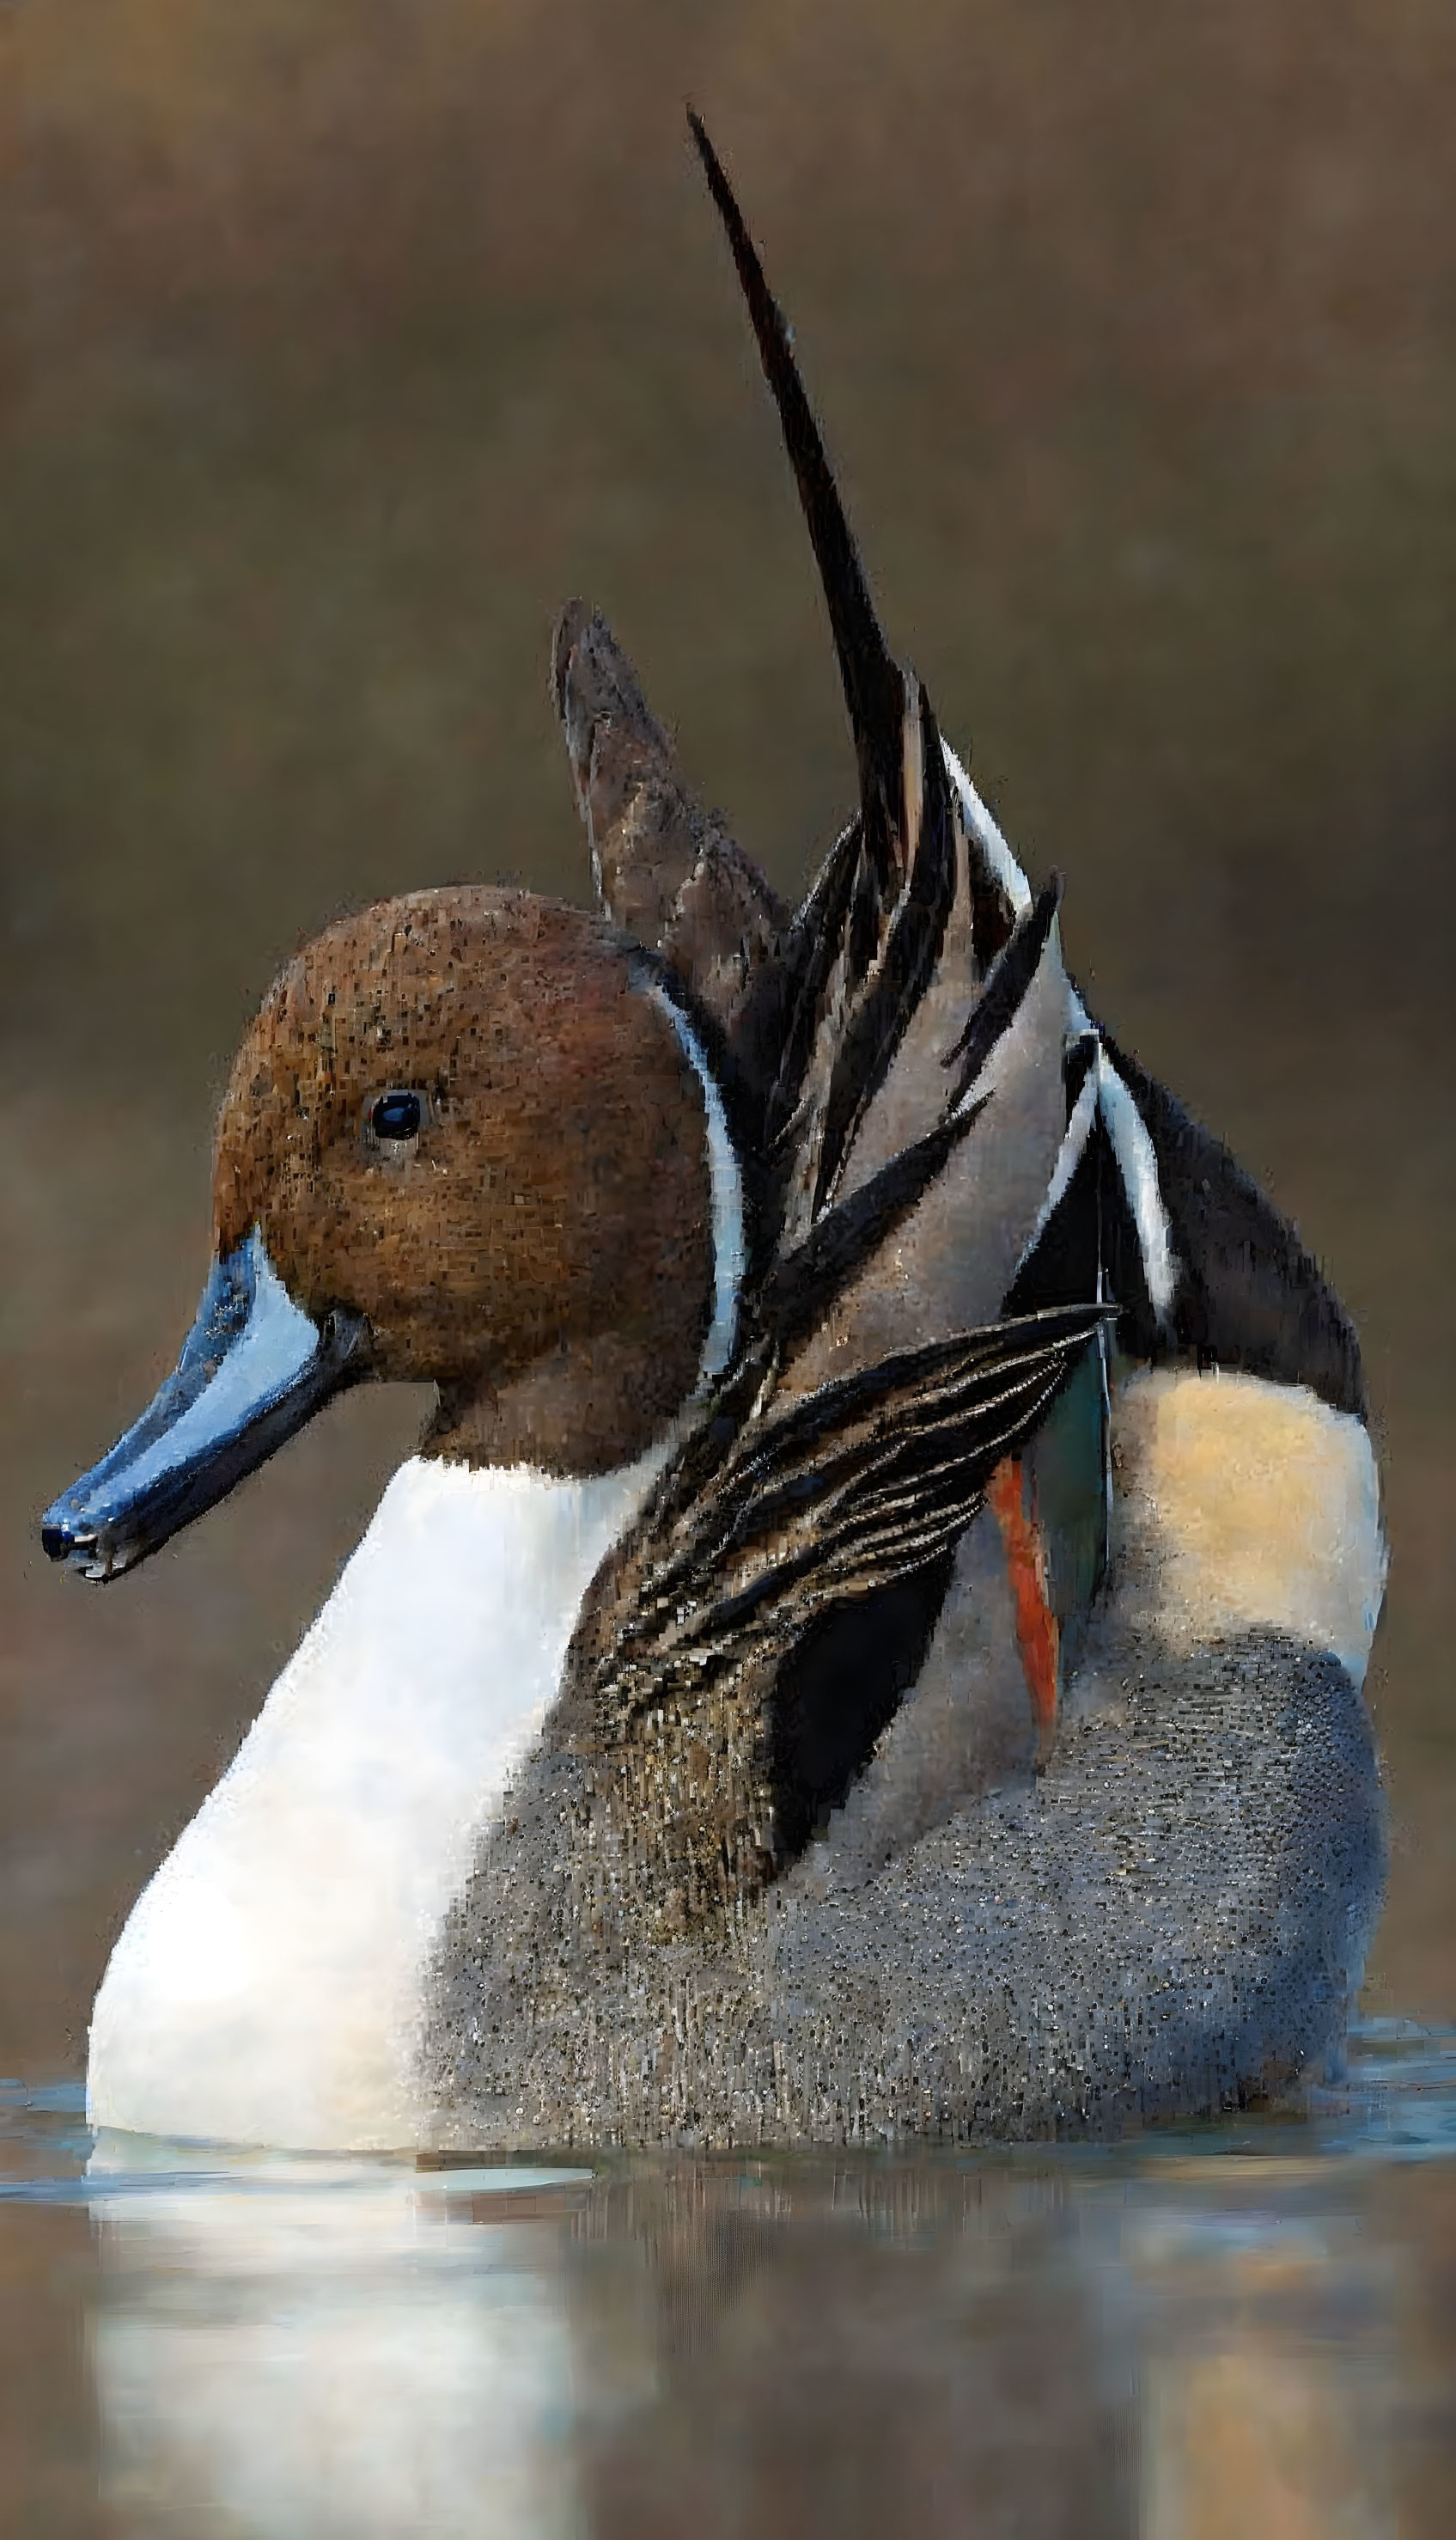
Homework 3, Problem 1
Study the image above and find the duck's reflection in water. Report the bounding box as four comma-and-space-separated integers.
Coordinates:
88, 2136, 598, 2538
87, 2140, 1397, 2540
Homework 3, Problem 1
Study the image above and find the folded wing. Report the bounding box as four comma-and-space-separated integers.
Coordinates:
553, 1302, 1110, 1921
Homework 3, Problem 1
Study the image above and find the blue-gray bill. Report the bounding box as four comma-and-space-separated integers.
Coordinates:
40, 1230, 369, 1582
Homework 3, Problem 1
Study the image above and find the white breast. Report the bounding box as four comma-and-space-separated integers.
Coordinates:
87, 1450, 664, 2152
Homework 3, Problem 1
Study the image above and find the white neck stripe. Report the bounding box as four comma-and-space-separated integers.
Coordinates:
643, 979, 745, 1389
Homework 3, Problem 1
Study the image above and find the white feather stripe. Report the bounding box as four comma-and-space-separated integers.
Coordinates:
940, 741, 1033, 917
931, 770, 1177, 1332
1009, 1059, 1101, 1278
1008, 1035, 1179, 1332
643, 980, 745, 1388
1095, 1049, 1179, 1328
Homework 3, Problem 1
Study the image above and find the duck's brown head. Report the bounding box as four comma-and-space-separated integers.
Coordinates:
44, 888, 731, 1579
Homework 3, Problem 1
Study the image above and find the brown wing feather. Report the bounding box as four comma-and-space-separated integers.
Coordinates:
550, 599, 789, 1084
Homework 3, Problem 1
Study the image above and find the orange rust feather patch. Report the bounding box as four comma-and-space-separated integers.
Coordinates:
987, 1455, 1060, 1765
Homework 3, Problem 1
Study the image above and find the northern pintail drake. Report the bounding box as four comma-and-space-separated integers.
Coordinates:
43, 119, 1386, 2153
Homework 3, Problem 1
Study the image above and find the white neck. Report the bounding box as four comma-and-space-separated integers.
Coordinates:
87, 1448, 666, 2152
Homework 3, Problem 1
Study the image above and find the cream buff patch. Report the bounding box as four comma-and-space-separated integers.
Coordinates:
1110, 1367, 1386, 1688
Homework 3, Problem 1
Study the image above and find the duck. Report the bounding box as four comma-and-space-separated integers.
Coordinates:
42, 116, 1386, 2154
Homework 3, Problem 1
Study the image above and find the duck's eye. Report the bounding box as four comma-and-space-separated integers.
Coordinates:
370, 1090, 422, 1141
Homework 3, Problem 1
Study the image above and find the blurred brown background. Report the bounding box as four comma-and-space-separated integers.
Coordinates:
2, 0, 1453, 2083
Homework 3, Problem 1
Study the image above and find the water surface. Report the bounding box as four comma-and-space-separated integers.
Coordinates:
1, 2026, 1452, 2537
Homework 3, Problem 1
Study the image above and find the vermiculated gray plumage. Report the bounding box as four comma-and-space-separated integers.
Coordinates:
425, 1609, 1382, 2146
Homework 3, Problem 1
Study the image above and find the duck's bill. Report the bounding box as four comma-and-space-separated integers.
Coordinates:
40, 1232, 370, 1582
